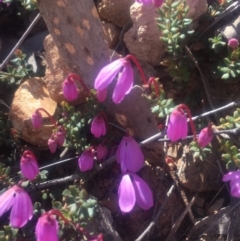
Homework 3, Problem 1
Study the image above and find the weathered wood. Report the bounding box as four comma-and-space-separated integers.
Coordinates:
37, 0, 109, 88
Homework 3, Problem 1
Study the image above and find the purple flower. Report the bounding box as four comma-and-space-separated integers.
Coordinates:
31, 110, 42, 129
198, 124, 213, 147
56, 126, 66, 146
20, 150, 39, 180
94, 58, 133, 104
36, 212, 59, 241
78, 149, 95, 172
116, 136, 144, 173
167, 107, 188, 142
62, 75, 78, 101
136, 0, 164, 7
48, 134, 58, 153
228, 38, 239, 50
91, 114, 107, 138
222, 171, 240, 197
118, 173, 153, 213
96, 144, 108, 161
97, 89, 107, 103
0, 185, 33, 228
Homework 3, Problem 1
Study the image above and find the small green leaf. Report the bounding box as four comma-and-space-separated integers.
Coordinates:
222, 73, 230, 79
42, 192, 48, 200
221, 154, 231, 162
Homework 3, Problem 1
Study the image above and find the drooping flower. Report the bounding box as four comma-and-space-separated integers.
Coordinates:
78, 149, 95, 172
135, 0, 164, 7
20, 150, 39, 180
118, 173, 153, 213
222, 171, 240, 197
31, 110, 42, 129
97, 89, 107, 103
198, 124, 213, 147
116, 136, 144, 173
167, 106, 188, 142
62, 75, 78, 101
96, 144, 108, 161
56, 126, 66, 146
94, 58, 134, 104
0, 185, 33, 228
91, 114, 107, 138
36, 212, 59, 241
228, 38, 239, 50
48, 134, 58, 153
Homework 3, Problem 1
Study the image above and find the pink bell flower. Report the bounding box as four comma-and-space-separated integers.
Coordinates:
31, 110, 42, 129
228, 38, 239, 50
78, 149, 95, 172
222, 171, 240, 197
167, 106, 188, 142
48, 134, 58, 153
96, 144, 108, 161
94, 58, 134, 104
56, 126, 66, 146
198, 124, 213, 147
36, 212, 59, 241
116, 136, 144, 173
136, 0, 164, 7
62, 75, 78, 101
0, 185, 33, 228
91, 114, 107, 138
97, 89, 107, 103
20, 150, 39, 180
118, 173, 153, 213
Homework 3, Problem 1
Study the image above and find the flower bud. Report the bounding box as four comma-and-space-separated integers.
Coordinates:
20, 150, 39, 180
228, 38, 239, 50
167, 107, 188, 142
78, 149, 94, 172
48, 134, 58, 153
96, 144, 108, 161
62, 75, 78, 101
31, 110, 42, 129
91, 114, 107, 138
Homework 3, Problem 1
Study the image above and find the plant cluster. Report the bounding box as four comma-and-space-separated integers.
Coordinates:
2, 0, 240, 240
0, 50, 33, 86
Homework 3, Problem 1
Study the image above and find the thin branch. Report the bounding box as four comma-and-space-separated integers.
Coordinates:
165, 193, 199, 241
135, 185, 175, 241
184, 45, 215, 110
197, 200, 240, 240
191, 102, 238, 121
0, 13, 41, 70
27, 174, 79, 192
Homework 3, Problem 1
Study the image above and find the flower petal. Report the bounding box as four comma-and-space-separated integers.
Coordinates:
118, 174, 136, 212
0, 187, 15, 216
125, 137, 144, 173
94, 59, 124, 91
112, 61, 133, 104
10, 187, 33, 228
116, 136, 144, 173
230, 179, 240, 197
131, 173, 153, 210
222, 171, 240, 182
116, 137, 130, 174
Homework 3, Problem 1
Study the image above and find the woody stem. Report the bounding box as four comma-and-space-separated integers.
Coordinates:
126, 54, 147, 85
36, 108, 58, 128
